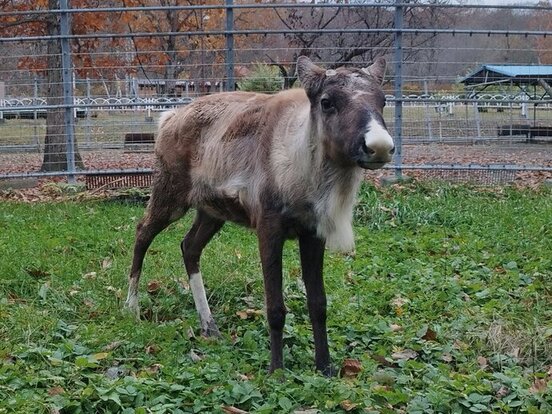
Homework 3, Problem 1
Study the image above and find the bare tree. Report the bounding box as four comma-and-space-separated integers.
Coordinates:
265, 0, 453, 88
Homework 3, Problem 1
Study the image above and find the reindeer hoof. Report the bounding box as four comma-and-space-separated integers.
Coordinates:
123, 299, 140, 320
321, 364, 337, 378
201, 318, 221, 338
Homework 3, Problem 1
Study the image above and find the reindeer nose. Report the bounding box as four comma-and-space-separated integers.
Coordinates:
358, 119, 395, 169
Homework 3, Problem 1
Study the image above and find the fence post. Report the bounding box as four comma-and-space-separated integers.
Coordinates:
85, 77, 91, 146
59, 0, 76, 183
424, 80, 433, 141
473, 102, 481, 144
393, 0, 404, 179
225, 0, 235, 92
33, 77, 39, 148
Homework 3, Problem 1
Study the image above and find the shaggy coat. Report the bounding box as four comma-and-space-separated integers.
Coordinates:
126, 56, 394, 375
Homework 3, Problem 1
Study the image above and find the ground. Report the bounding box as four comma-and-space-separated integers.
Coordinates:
1, 142, 549, 199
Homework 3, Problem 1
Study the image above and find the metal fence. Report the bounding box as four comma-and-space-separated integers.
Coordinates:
1, 1, 551, 187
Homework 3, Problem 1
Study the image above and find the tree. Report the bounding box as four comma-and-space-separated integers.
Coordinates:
531, 1, 552, 64
0, 0, 84, 171
0, 0, 134, 171
261, 0, 453, 89
121, 0, 227, 96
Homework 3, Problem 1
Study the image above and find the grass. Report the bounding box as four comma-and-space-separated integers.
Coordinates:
0, 182, 551, 413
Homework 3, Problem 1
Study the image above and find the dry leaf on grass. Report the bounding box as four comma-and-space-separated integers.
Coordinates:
340, 358, 362, 378
477, 356, 488, 369
340, 400, 358, 412
236, 309, 263, 320
391, 349, 418, 361
222, 406, 249, 414
529, 378, 548, 394
147, 280, 161, 294
47, 386, 65, 396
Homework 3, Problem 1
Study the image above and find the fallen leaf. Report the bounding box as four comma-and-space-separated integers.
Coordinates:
106, 286, 122, 299
390, 296, 409, 316
83, 271, 97, 280
340, 400, 358, 412
495, 385, 509, 399
83, 298, 95, 308
390, 324, 402, 332
507, 347, 520, 359
47, 386, 65, 396
145, 344, 160, 355
391, 349, 418, 361
222, 406, 248, 414
236, 309, 263, 320
293, 409, 320, 414
102, 258, 113, 269
340, 358, 362, 378
91, 352, 109, 361
189, 349, 203, 362
147, 280, 161, 294
453, 340, 469, 351
477, 356, 488, 369
26, 267, 50, 279
390, 296, 409, 308
421, 327, 437, 341
529, 378, 548, 394
103, 341, 123, 352
144, 363, 162, 375
441, 353, 453, 363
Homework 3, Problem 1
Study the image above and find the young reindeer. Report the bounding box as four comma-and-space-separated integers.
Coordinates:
125, 56, 394, 375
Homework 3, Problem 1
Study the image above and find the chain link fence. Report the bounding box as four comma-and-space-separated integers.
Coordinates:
1, 1, 551, 188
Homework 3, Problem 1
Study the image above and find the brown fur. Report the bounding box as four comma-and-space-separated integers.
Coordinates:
126, 57, 394, 375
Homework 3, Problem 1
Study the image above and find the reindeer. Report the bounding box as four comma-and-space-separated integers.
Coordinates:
125, 56, 395, 375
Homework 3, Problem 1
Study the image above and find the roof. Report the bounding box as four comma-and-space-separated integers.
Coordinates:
459, 64, 552, 86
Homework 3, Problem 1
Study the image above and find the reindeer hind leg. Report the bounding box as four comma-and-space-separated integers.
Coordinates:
125, 181, 189, 318
181, 210, 224, 337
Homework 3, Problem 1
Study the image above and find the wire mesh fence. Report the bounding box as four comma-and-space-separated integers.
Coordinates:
0, 1, 551, 187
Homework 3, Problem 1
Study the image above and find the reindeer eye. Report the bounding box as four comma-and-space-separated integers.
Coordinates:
320, 98, 335, 113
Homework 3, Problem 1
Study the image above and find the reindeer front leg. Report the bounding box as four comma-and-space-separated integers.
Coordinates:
299, 233, 332, 376
257, 218, 286, 373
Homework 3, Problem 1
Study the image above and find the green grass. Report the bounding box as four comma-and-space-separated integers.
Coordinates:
1, 182, 551, 413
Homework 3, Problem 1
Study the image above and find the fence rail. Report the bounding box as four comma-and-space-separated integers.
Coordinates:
1, 1, 551, 186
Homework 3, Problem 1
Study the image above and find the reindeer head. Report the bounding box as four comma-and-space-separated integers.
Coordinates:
297, 56, 395, 170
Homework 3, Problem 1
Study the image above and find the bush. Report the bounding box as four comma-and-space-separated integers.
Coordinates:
237, 63, 283, 93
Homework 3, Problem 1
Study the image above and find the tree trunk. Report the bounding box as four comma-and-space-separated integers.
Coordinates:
41, 0, 83, 172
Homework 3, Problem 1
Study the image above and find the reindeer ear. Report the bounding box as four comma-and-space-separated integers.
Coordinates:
361, 57, 387, 85
296, 56, 326, 98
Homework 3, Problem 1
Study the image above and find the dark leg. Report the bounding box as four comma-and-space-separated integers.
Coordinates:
125, 186, 188, 317
299, 233, 332, 376
257, 218, 286, 373
181, 210, 224, 337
